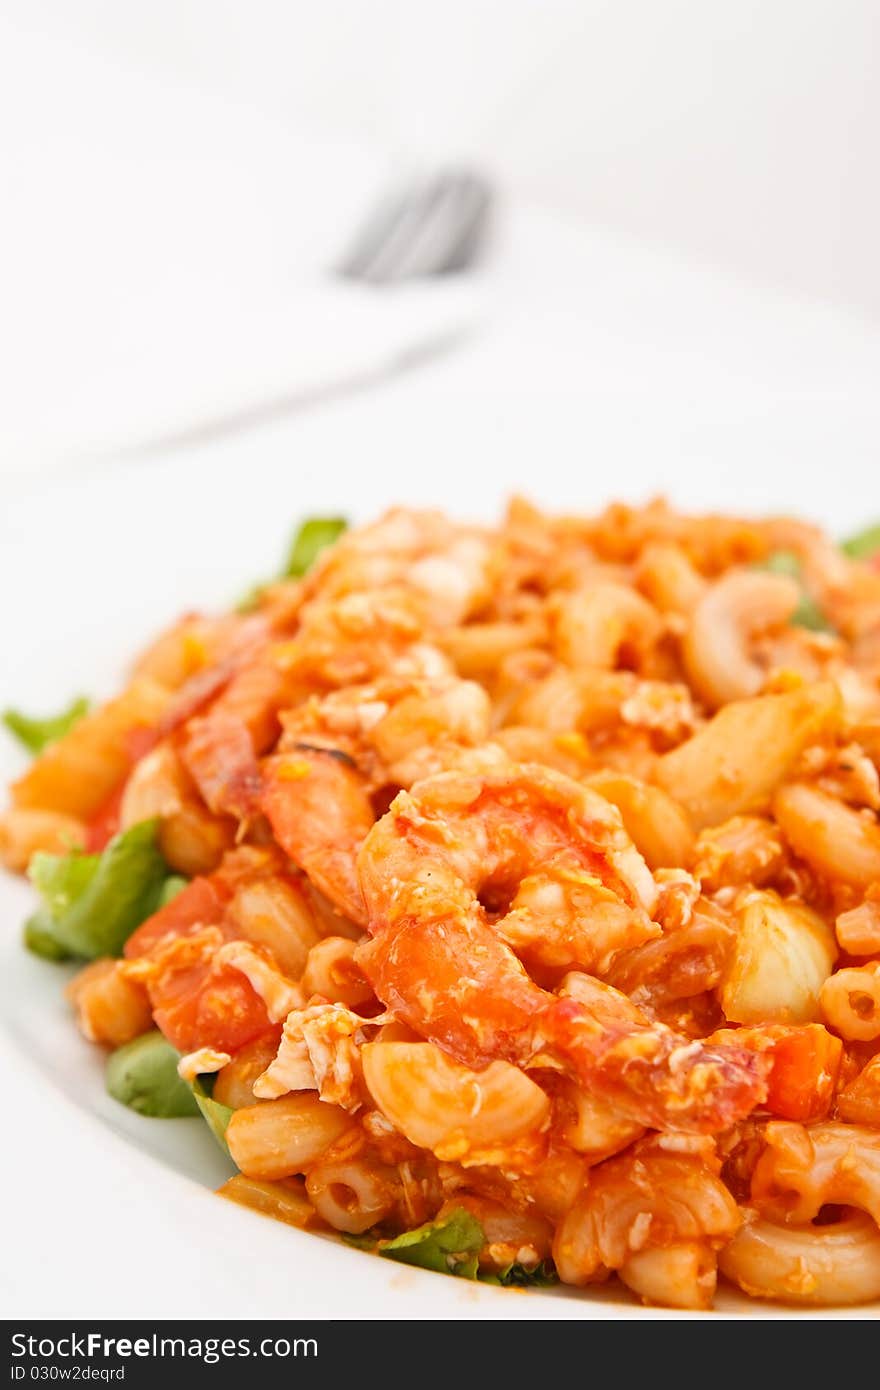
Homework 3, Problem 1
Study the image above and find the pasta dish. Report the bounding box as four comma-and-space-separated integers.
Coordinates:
3, 499, 880, 1310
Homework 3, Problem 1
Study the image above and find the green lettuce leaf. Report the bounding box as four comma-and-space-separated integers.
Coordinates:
106, 1032, 200, 1118
28, 850, 98, 924
760, 550, 835, 633
841, 523, 880, 562
762, 549, 801, 580
237, 516, 348, 610
23, 911, 74, 962
191, 1074, 234, 1153
790, 596, 834, 634
3, 696, 90, 754
341, 1230, 381, 1251
27, 819, 166, 960
235, 583, 266, 615
375, 1209, 484, 1278
347, 1212, 557, 1288
481, 1259, 559, 1288
157, 874, 189, 908
283, 517, 348, 578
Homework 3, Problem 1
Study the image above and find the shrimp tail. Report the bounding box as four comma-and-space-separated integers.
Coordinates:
545, 996, 770, 1134
183, 713, 264, 820
262, 749, 374, 926
360, 914, 769, 1135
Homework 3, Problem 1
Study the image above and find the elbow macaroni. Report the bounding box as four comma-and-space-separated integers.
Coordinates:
655, 683, 842, 829
820, 964, 880, 1041
720, 1213, 880, 1306
721, 890, 837, 1026
361, 1040, 550, 1162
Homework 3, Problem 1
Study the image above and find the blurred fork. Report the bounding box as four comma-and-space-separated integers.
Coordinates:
336, 168, 493, 284
104, 170, 491, 461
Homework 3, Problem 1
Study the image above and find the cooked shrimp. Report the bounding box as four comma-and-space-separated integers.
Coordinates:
605, 899, 736, 1013
182, 653, 301, 821
276, 510, 493, 686
277, 673, 492, 790
155, 611, 283, 737
261, 740, 514, 929
131, 611, 262, 690
262, 747, 376, 926
304, 508, 493, 627
279, 591, 425, 687
179, 622, 458, 822
356, 762, 768, 1133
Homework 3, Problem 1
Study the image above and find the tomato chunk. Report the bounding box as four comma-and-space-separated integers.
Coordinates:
149, 955, 274, 1055
124, 877, 231, 958
764, 1025, 843, 1121
123, 847, 297, 1053
713, 1023, 842, 1122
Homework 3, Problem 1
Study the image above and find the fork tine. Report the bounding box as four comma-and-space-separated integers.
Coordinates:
437, 175, 493, 273
336, 187, 415, 280
367, 173, 478, 283
336, 178, 438, 281
336, 170, 493, 284
408, 171, 493, 277
334, 196, 395, 280
357, 176, 454, 284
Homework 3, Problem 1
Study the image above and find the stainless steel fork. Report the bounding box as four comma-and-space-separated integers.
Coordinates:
107, 169, 491, 460
336, 168, 493, 284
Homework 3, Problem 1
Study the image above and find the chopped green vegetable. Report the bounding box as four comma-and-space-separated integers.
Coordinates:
283, 517, 347, 579
762, 549, 801, 579
29, 848, 102, 921
158, 874, 189, 908
235, 583, 266, 615
27, 819, 166, 960
790, 595, 835, 634
481, 1259, 559, 1288
347, 1213, 557, 1289
3, 696, 90, 755
23, 911, 73, 962
376, 1209, 484, 1278
341, 1230, 381, 1250
759, 551, 835, 634
106, 1031, 200, 1118
191, 1074, 234, 1153
236, 516, 348, 610
841, 523, 880, 562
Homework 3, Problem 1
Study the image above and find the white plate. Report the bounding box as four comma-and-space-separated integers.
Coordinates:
2, 368, 878, 1320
